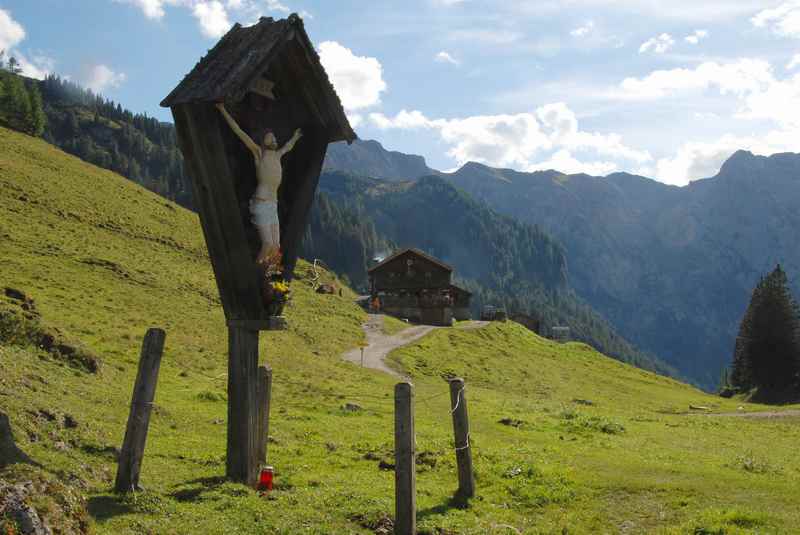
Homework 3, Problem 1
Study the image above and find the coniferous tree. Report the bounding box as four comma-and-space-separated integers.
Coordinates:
0, 73, 31, 132
26, 83, 46, 136
731, 265, 800, 401
7, 56, 21, 75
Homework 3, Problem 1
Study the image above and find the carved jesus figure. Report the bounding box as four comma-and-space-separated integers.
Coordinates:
215, 102, 302, 270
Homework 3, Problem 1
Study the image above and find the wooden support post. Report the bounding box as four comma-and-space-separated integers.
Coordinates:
394, 382, 416, 535
115, 328, 166, 493
449, 377, 475, 498
226, 326, 260, 486
256, 365, 273, 466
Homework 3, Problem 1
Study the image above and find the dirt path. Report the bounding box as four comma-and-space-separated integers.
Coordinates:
341, 315, 489, 378
708, 409, 800, 419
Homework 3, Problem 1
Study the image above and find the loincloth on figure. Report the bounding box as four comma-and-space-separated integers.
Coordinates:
249, 197, 279, 230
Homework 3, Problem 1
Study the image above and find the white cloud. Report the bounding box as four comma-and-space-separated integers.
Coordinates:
530, 149, 618, 176
318, 41, 387, 112
0, 8, 55, 80
369, 103, 651, 175
116, 0, 181, 20
0, 8, 25, 51
193, 1, 231, 38
117, 0, 294, 36
570, 21, 595, 37
265, 0, 290, 13
83, 64, 128, 93
788, 53, 800, 69
502, 1, 767, 22
639, 33, 675, 54
752, 1, 800, 38
369, 109, 435, 130
435, 51, 460, 66
684, 29, 709, 44
740, 72, 800, 127
347, 113, 363, 128
14, 52, 55, 79
655, 130, 800, 185
618, 59, 775, 100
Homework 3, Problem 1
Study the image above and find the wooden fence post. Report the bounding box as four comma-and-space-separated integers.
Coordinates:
449, 377, 475, 498
394, 382, 416, 535
226, 326, 260, 486
115, 328, 166, 493
256, 365, 273, 466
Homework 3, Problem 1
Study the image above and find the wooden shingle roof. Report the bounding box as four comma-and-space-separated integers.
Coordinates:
160, 13, 356, 143
368, 248, 454, 274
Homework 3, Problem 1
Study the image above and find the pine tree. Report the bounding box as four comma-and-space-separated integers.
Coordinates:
26, 83, 46, 136
731, 265, 800, 401
7, 56, 21, 75
0, 74, 32, 132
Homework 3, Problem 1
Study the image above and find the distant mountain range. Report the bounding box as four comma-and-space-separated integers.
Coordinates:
324, 140, 800, 388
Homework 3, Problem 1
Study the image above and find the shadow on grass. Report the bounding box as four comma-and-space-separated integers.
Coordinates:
87, 495, 135, 522
417, 493, 471, 520
169, 475, 228, 503
0, 412, 42, 469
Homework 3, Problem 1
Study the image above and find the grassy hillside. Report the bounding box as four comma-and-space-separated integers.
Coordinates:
1, 126, 800, 534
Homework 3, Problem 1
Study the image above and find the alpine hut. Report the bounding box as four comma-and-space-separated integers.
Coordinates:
368, 248, 472, 326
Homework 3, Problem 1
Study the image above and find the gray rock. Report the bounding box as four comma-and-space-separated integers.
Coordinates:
0, 480, 53, 535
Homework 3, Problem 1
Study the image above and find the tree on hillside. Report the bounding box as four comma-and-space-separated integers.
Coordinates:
730, 265, 800, 401
0, 69, 47, 136
0, 73, 32, 132
7, 56, 21, 75
26, 83, 46, 136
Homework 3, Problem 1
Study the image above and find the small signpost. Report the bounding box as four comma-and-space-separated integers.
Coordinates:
161, 14, 355, 485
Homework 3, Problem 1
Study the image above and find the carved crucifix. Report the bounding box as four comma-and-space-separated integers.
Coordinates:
215, 102, 302, 273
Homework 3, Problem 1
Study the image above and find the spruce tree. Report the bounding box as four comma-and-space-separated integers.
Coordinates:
731, 265, 800, 401
26, 83, 46, 136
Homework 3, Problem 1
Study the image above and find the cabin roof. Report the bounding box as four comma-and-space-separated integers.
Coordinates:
160, 13, 355, 143
368, 248, 453, 274
448, 284, 472, 297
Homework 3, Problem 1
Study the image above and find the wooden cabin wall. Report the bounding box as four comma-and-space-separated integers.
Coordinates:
372, 255, 452, 291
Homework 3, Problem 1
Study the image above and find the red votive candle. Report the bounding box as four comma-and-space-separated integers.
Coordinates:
258, 466, 274, 491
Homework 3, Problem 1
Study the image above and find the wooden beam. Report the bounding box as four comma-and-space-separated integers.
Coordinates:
256, 365, 273, 466
226, 326, 260, 486
226, 318, 287, 331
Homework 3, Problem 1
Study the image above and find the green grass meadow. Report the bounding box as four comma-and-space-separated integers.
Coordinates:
2, 126, 800, 534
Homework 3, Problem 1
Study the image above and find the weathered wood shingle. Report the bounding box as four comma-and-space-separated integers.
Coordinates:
161, 14, 355, 143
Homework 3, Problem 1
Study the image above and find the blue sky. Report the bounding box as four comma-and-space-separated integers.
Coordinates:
2, 0, 800, 185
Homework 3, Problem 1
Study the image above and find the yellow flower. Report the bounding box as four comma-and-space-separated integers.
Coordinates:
271, 281, 290, 294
